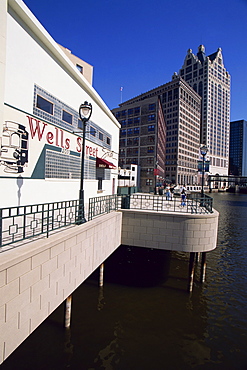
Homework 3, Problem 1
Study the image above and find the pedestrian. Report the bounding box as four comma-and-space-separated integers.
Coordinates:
181, 189, 186, 206
166, 186, 171, 201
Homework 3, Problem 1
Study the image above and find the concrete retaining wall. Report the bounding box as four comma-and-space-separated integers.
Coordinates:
121, 209, 219, 252
0, 208, 219, 364
0, 211, 122, 363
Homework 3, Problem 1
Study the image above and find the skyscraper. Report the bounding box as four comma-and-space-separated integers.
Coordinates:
229, 120, 247, 176
179, 45, 230, 176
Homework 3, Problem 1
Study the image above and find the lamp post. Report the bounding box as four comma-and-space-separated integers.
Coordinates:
154, 161, 158, 194
78, 101, 92, 223
200, 144, 208, 197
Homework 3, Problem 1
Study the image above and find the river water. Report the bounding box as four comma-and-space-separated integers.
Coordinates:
2, 192, 247, 369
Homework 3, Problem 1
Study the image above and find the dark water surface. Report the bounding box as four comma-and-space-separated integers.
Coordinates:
2, 193, 247, 369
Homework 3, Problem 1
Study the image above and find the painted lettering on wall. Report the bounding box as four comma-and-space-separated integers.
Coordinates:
27, 116, 70, 149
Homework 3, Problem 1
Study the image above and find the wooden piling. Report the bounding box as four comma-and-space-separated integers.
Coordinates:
195, 252, 201, 263
64, 295, 72, 328
187, 252, 195, 293
200, 252, 207, 283
99, 263, 104, 287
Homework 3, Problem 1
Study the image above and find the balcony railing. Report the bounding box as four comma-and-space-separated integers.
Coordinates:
88, 193, 213, 219
0, 194, 213, 249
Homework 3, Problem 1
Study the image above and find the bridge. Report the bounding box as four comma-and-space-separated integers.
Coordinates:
208, 175, 247, 191
0, 194, 218, 364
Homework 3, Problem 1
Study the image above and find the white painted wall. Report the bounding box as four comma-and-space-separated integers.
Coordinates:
1, 0, 120, 208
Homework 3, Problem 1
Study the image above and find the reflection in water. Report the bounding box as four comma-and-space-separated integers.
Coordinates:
97, 287, 105, 311
64, 329, 74, 367
1, 193, 247, 369
92, 321, 124, 370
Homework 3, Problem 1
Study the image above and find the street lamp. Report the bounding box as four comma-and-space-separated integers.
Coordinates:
154, 161, 158, 195
78, 101, 92, 223
200, 144, 208, 197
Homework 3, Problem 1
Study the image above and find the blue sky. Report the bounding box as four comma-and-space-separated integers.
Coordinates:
23, 0, 247, 121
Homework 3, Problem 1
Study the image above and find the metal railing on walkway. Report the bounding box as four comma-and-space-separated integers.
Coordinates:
88, 195, 118, 221
0, 200, 80, 249
0, 193, 213, 249
120, 193, 213, 214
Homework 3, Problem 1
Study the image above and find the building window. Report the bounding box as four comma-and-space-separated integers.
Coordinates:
146, 179, 153, 185
62, 110, 73, 124
120, 129, 126, 136
148, 114, 155, 121
76, 64, 83, 73
90, 127, 96, 136
78, 119, 83, 129
134, 127, 140, 135
149, 103, 156, 111
98, 177, 103, 190
134, 107, 140, 115
106, 137, 111, 145
36, 95, 53, 115
99, 132, 104, 141
147, 146, 154, 153
148, 125, 155, 132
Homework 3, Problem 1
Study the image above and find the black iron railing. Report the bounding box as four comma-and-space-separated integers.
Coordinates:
0, 200, 80, 248
119, 193, 213, 214
0, 193, 213, 249
88, 195, 118, 221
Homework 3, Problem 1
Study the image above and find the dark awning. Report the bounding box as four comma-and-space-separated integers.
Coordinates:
96, 157, 116, 169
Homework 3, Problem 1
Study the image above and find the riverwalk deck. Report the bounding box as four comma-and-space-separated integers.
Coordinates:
0, 193, 213, 250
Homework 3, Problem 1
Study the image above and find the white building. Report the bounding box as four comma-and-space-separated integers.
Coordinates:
0, 0, 120, 208
179, 45, 230, 176
118, 164, 139, 188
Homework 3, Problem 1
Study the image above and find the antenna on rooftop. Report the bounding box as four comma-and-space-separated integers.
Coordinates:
120, 86, 123, 103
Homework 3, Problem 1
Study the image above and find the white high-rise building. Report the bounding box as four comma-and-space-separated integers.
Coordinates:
179, 45, 230, 175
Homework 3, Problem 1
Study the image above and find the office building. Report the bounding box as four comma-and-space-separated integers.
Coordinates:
113, 96, 166, 192
229, 120, 247, 176
112, 76, 201, 190
179, 45, 230, 176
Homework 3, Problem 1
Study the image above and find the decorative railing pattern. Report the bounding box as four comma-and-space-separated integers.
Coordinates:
119, 193, 213, 214
0, 194, 213, 249
88, 195, 118, 221
0, 200, 80, 248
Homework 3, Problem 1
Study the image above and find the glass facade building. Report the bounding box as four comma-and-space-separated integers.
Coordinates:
229, 120, 247, 176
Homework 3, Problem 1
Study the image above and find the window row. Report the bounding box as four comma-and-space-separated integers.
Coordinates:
35, 94, 111, 145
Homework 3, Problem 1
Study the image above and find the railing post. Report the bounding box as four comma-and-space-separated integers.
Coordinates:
23, 206, 26, 240
121, 195, 130, 209
0, 209, 2, 247
64, 201, 67, 226
46, 204, 50, 238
